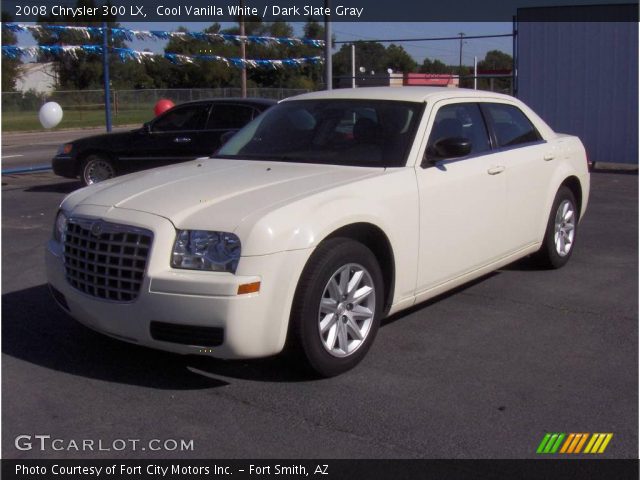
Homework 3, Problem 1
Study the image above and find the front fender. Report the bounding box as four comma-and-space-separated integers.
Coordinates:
235, 168, 420, 305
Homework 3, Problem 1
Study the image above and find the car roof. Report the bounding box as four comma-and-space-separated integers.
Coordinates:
283, 87, 517, 104
176, 97, 278, 107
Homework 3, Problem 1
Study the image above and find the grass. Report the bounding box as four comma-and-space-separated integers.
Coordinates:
2, 108, 155, 132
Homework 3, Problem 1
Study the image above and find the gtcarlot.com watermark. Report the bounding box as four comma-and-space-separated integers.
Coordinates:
15, 435, 194, 452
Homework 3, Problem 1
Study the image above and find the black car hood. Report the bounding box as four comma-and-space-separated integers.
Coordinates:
73, 128, 144, 147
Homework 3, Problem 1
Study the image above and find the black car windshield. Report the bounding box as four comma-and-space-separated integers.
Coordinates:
216, 99, 424, 167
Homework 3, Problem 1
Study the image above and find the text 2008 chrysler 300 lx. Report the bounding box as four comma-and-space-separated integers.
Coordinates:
46, 87, 590, 376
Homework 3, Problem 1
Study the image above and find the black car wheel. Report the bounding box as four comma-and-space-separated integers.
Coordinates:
81, 155, 116, 186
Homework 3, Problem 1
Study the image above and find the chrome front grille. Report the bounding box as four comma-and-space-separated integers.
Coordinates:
63, 218, 153, 302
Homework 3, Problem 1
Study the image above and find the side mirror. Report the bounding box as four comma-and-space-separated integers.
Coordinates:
142, 122, 152, 134
433, 137, 472, 158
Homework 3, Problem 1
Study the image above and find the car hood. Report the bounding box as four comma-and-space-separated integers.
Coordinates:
73, 129, 141, 145
64, 158, 383, 231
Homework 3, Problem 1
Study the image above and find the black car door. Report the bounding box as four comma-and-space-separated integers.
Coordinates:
121, 103, 212, 165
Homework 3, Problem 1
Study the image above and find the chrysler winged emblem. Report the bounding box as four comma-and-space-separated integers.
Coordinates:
90, 221, 103, 237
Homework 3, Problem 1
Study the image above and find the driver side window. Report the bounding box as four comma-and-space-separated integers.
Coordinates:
426, 103, 490, 161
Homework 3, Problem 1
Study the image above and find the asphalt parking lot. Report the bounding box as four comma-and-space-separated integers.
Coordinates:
1, 168, 637, 459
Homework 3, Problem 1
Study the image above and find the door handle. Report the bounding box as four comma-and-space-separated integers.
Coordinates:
543, 153, 555, 161
173, 137, 192, 143
487, 166, 505, 175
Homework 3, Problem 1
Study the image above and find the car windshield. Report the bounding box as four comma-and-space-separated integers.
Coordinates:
216, 99, 424, 167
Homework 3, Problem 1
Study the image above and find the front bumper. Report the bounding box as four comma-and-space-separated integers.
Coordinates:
45, 204, 310, 359
52, 154, 77, 178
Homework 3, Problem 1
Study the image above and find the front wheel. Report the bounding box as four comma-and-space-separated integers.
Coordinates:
535, 186, 578, 269
81, 154, 116, 186
290, 238, 384, 377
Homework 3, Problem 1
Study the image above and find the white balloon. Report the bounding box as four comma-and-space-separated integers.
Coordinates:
39, 102, 63, 129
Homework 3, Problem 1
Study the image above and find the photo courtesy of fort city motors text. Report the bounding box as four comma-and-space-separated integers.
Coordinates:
0, 0, 638, 479
14, 462, 329, 477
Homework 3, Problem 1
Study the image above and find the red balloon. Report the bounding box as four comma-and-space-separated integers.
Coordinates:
154, 99, 175, 116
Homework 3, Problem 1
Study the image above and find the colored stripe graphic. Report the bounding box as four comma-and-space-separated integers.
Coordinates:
537, 433, 565, 454
537, 433, 613, 454
559, 434, 575, 453
574, 433, 589, 454
584, 433, 614, 454
598, 433, 613, 453
536, 433, 552, 453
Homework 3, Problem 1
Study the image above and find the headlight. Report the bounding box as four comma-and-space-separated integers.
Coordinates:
53, 211, 68, 242
171, 230, 241, 273
56, 143, 73, 155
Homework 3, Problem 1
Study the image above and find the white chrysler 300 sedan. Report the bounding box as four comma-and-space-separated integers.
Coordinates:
46, 87, 590, 376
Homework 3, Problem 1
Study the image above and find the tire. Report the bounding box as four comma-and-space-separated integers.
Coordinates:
535, 186, 578, 269
290, 238, 384, 377
80, 154, 116, 186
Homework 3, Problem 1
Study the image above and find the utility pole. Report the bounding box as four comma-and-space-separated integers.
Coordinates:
324, 0, 332, 90
458, 32, 465, 81
102, 21, 112, 132
473, 56, 477, 90
240, 0, 247, 97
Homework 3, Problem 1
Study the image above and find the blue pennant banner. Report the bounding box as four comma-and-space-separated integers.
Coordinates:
1, 44, 323, 68
3, 23, 325, 48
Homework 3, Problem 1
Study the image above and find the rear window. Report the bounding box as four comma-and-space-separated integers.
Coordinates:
207, 104, 256, 130
483, 103, 542, 147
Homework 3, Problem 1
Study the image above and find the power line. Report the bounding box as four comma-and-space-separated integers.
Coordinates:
334, 33, 513, 44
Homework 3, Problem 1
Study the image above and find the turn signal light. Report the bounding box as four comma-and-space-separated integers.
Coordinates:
237, 281, 261, 295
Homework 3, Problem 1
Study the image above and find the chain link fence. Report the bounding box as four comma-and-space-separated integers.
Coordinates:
1, 88, 310, 131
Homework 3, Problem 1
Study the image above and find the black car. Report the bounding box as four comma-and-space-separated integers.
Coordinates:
52, 98, 276, 185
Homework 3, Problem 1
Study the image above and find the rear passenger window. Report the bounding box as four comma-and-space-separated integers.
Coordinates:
427, 103, 490, 159
207, 105, 255, 130
483, 103, 542, 147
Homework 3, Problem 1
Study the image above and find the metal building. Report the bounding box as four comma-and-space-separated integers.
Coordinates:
516, 5, 638, 166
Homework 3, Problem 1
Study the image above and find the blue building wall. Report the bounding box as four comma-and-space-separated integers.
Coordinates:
517, 16, 638, 165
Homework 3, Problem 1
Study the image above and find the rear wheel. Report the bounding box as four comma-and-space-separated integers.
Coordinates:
291, 238, 383, 377
535, 186, 578, 269
81, 154, 116, 186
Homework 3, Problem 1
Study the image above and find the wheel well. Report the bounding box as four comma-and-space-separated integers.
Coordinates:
560, 176, 583, 219
325, 223, 395, 315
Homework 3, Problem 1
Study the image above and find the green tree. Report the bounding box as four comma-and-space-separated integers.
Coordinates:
419, 58, 450, 74
332, 41, 387, 84
477, 50, 513, 92
1, 12, 21, 91
163, 23, 238, 89
385, 44, 416, 73
332, 41, 419, 87
32, 0, 149, 90
478, 50, 513, 71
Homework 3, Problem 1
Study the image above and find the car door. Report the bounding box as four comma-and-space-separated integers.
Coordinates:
414, 100, 508, 294
479, 102, 551, 250
122, 103, 212, 164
